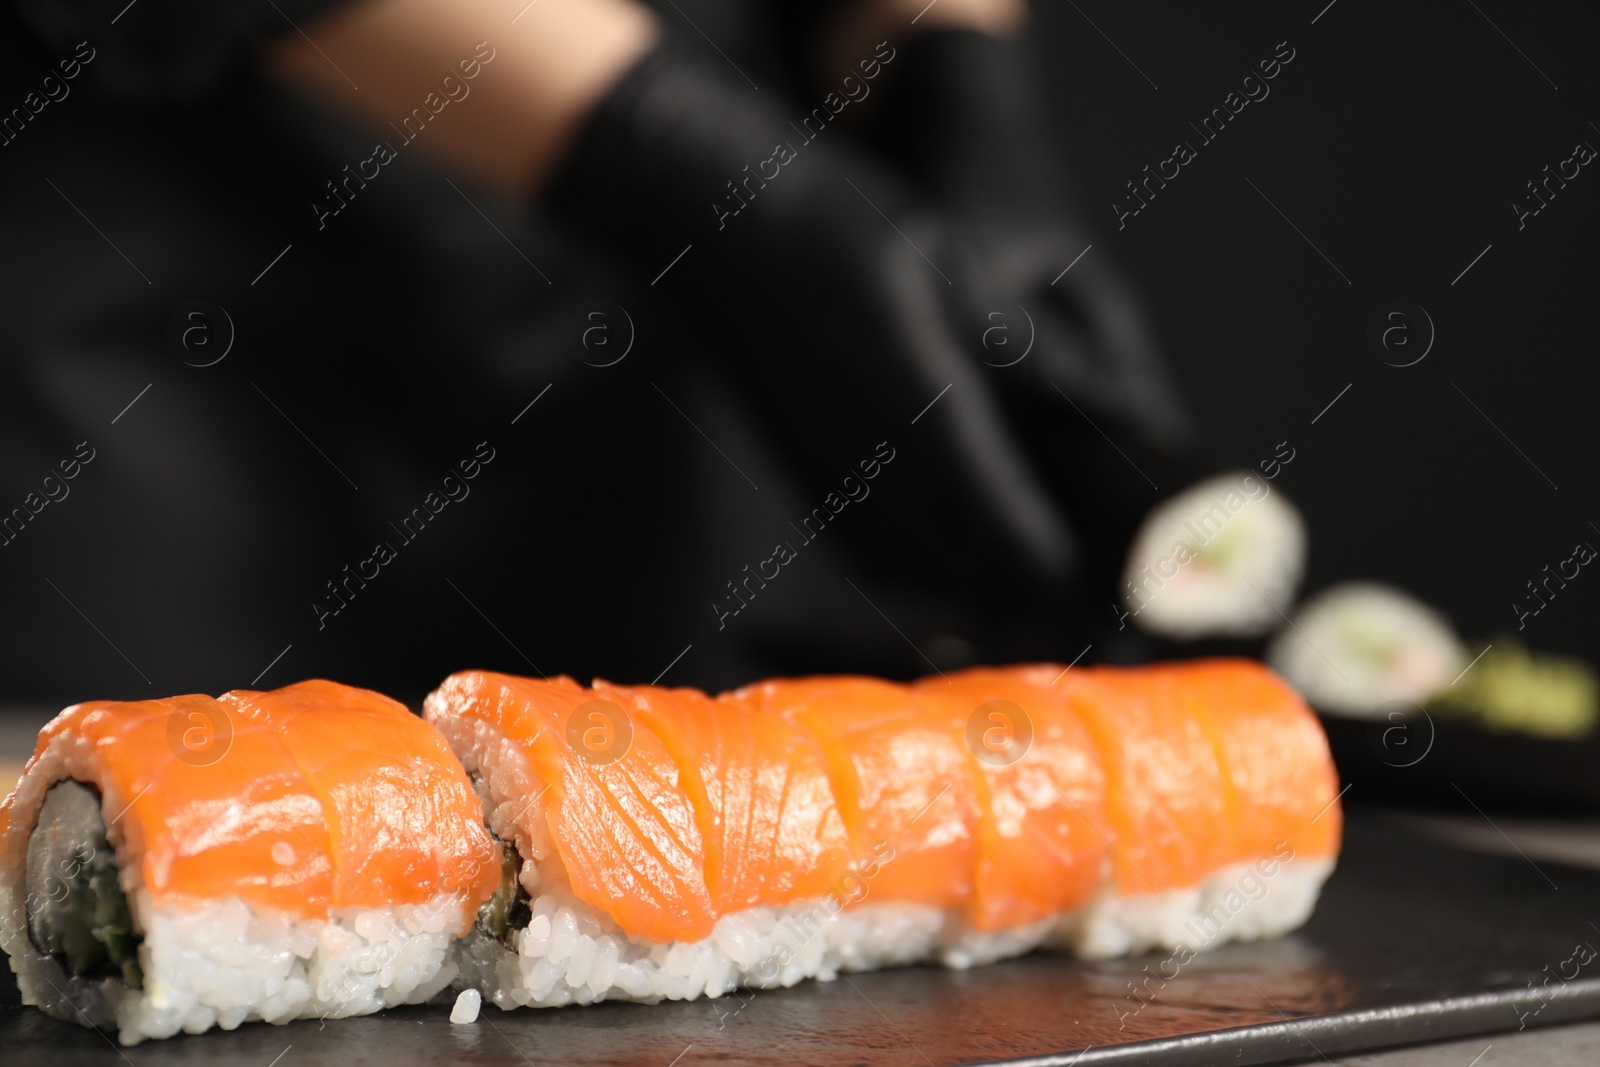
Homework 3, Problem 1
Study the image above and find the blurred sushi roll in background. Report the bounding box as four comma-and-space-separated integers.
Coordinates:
1266, 582, 1467, 718
1119, 473, 1307, 639
0, 681, 500, 1044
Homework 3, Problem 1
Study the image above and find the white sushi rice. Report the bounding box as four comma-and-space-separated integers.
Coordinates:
433, 713, 1335, 1012
11, 891, 464, 1045
450, 987, 481, 1023
1, 721, 476, 1045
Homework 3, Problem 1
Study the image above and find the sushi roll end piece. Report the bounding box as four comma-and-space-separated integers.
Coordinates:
1, 681, 500, 1044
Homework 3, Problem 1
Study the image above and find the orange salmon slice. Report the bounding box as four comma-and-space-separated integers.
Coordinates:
731, 676, 982, 912
430, 672, 716, 944
221, 679, 499, 913
923, 666, 1110, 931
11, 680, 499, 924
1065, 667, 1232, 895
1149, 660, 1342, 864
611, 682, 852, 915
51, 693, 337, 920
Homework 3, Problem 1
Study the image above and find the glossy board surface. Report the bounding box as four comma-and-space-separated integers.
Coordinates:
1320, 712, 1600, 813
3, 811, 1596, 1066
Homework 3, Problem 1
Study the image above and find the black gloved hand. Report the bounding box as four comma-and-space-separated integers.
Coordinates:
867, 29, 1222, 583
545, 36, 1085, 620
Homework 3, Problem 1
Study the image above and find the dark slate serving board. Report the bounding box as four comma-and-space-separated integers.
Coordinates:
5, 810, 1598, 1067
1319, 712, 1600, 812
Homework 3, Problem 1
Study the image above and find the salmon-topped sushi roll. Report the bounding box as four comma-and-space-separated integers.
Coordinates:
427, 671, 865, 1008
914, 667, 1111, 955
424, 659, 1342, 1013
0, 680, 500, 1044
938, 661, 1339, 960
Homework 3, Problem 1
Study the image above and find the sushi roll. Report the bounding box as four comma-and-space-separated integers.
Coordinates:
424, 659, 1341, 1010
0, 680, 500, 1044
1120, 472, 1307, 638
1266, 582, 1466, 717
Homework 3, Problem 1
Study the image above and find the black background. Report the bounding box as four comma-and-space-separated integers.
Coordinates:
1030, 0, 1599, 664
0, 0, 1595, 707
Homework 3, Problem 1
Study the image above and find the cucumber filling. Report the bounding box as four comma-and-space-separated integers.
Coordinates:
475, 838, 531, 941
466, 772, 531, 941
26, 780, 143, 988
